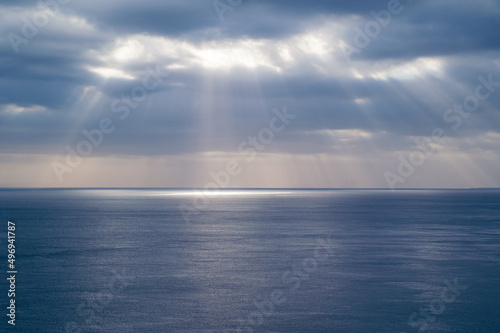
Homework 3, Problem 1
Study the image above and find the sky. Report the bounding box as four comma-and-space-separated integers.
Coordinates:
1, 0, 500, 188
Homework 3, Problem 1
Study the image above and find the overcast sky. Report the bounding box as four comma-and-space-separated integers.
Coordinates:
1, 0, 500, 188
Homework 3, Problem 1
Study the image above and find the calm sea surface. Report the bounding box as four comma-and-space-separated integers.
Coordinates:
0, 189, 499, 332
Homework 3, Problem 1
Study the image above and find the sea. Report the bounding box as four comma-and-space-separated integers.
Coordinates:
0, 188, 499, 332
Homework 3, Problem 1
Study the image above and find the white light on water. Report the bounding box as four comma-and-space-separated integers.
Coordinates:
152, 190, 294, 197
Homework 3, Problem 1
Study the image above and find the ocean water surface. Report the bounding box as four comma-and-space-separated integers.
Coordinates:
0, 189, 499, 332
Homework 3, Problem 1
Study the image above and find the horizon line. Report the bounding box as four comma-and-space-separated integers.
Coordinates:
1, 187, 499, 190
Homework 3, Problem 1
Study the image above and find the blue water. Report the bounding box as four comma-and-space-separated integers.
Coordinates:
0, 189, 499, 332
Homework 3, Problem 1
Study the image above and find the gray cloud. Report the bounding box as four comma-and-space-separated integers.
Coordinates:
1, 0, 500, 187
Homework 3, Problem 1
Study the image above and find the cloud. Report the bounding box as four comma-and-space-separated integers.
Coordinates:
1, 0, 500, 187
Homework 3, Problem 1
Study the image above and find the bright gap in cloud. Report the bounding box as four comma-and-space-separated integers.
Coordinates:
319, 129, 373, 140
87, 67, 135, 80
369, 58, 445, 81
86, 21, 347, 75
1, 104, 47, 114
